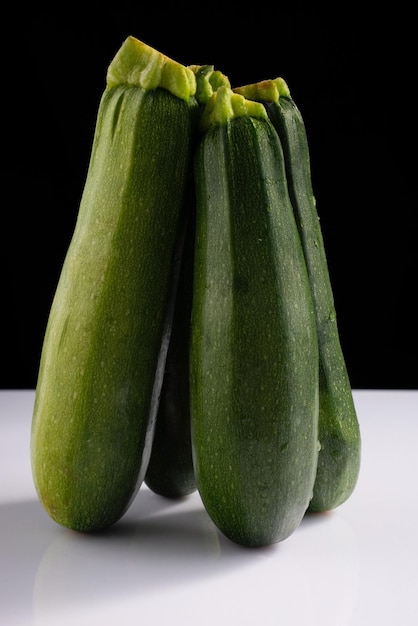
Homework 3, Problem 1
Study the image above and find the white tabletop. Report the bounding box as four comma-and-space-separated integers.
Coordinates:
1, 389, 417, 626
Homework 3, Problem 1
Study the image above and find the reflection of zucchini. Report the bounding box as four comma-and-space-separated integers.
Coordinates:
190, 87, 319, 547
235, 78, 361, 512
30, 37, 198, 531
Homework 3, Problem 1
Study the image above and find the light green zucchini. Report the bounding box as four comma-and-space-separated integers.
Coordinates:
190, 86, 319, 547
234, 78, 361, 512
30, 36, 198, 531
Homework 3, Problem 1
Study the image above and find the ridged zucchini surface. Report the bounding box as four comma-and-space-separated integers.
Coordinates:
30, 37, 198, 531
190, 87, 319, 547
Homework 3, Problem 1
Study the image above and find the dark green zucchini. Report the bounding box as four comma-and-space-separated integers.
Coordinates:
234, 78, 361, 512
145, 206, 197, 498
30, 37, 198, 532
190, 87, 319, 547
144, 66, 229, 499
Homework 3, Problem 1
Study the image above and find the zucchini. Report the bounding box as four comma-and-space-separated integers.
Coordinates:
190, 87, 319, 547
144, 64, 230, 499
234, 78, 361, 512
30, 36, 198, 531
144, 206, 197, 498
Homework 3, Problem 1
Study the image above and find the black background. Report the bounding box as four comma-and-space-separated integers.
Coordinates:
1, 4, 416, 390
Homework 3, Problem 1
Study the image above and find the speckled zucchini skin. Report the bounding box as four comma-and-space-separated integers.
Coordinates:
190, 110, 319, 547
31, 82, 197, 532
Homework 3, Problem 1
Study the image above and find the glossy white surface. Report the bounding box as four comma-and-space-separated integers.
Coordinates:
1, 389, 417, 625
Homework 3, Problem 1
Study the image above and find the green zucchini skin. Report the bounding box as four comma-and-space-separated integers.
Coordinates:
144, 207, 197, 498
190, 114, 319, 547
31, 84, 197, 532
265, 97, 361, 512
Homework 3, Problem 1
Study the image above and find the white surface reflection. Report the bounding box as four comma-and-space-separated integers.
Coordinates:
1, 484, 359, 626
2, 390, 418, 625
